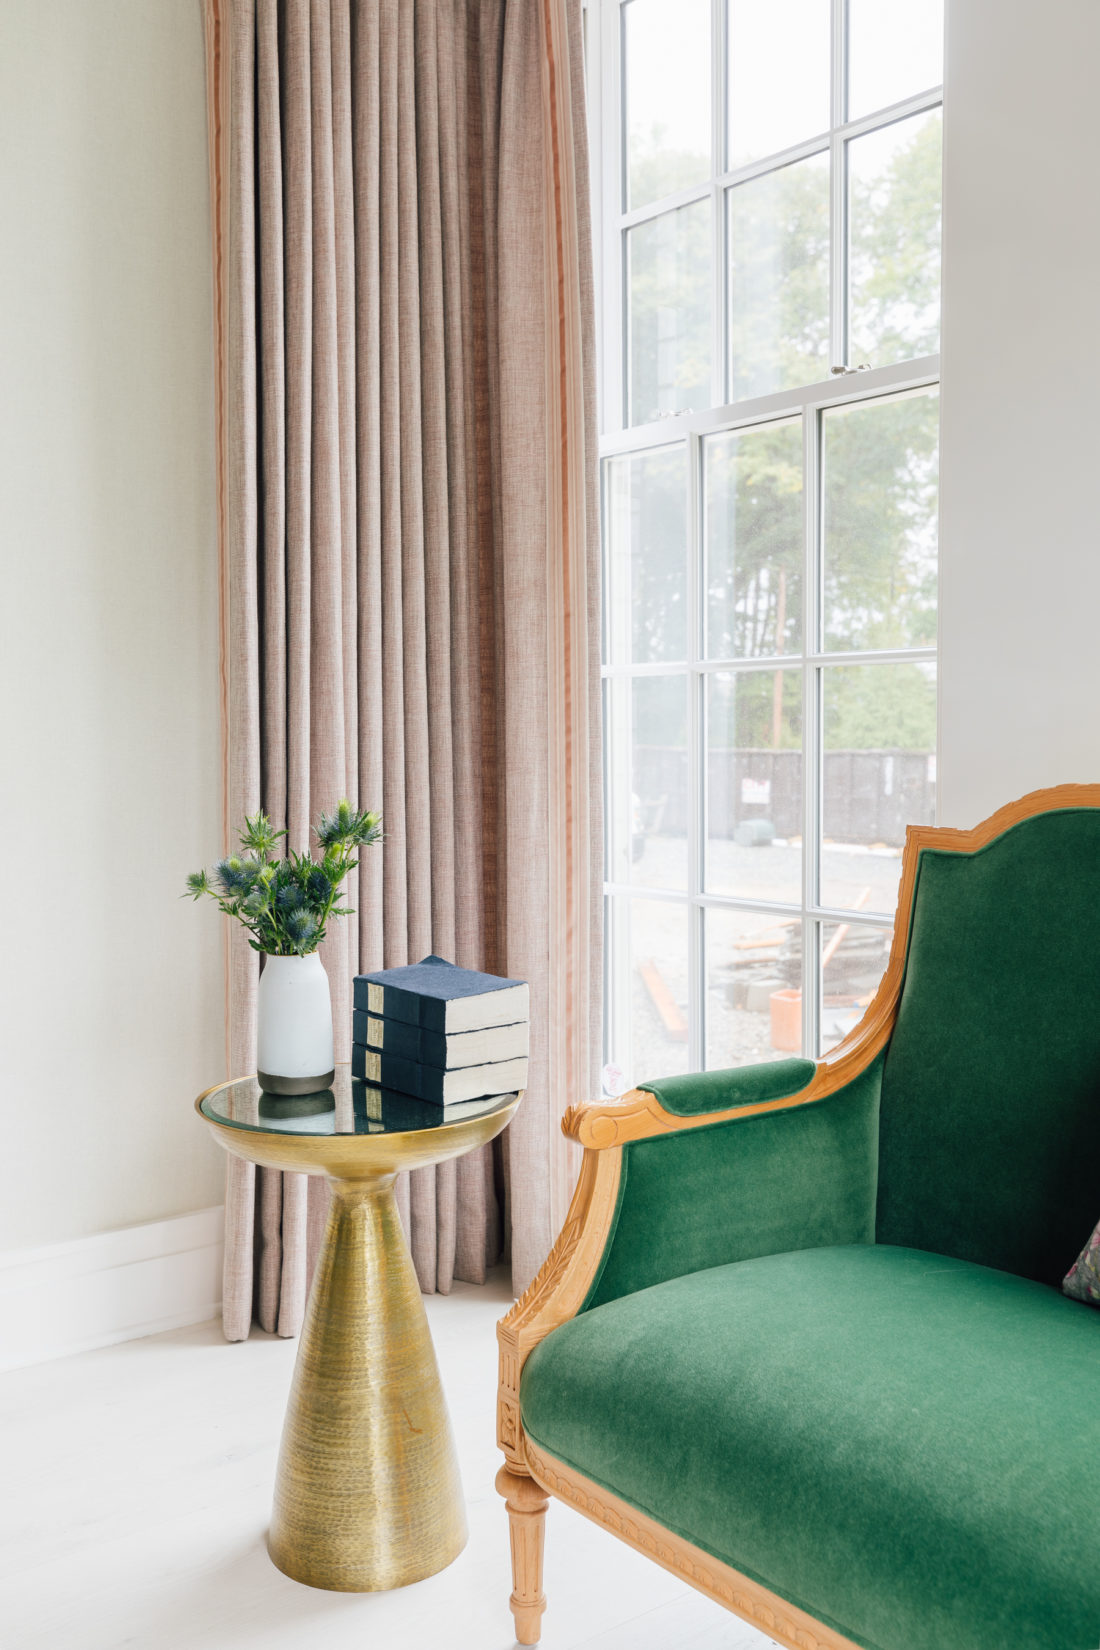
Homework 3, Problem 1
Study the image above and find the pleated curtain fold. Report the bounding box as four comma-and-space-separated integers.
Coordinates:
203, 0, 601, 1339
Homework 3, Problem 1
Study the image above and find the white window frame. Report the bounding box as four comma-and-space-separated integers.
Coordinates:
588, 0, 943, 1079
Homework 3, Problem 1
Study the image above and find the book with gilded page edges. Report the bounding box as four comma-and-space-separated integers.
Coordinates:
351, 1008, 529, 1069
351, 1043, 528, 1105
352, 1079, 518, 1130
352, 954, 528, 1034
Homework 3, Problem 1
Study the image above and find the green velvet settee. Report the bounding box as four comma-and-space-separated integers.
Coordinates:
496, 787, 1100, 1650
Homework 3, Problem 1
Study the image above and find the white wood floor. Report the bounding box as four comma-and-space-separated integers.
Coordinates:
0, 1269, 779, 1650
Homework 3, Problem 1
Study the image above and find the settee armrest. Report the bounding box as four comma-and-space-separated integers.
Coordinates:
564, 1055, 817, 1146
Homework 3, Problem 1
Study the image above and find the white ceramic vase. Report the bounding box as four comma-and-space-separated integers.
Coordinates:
256, 953, 335, 1095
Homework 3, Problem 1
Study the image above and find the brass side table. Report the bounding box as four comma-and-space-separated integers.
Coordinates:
197, 1068, 520, 1593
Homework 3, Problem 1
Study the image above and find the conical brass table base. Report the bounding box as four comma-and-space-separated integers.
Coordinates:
269, 1175, 465, 1591
196, 1073, 521, 1593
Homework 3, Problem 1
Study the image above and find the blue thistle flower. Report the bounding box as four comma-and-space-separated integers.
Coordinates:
215, 856, 249, 894
307, 865, 332, 902
283, 908, 318, 950
316, 799, 382, 849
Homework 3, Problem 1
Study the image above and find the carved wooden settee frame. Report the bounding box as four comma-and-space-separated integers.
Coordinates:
494, 785, 1100, 1649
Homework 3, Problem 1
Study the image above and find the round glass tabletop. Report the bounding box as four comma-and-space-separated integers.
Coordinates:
200, 1064, 519, 1138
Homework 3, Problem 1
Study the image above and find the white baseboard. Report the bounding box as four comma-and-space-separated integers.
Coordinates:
0, 1205, 224, 1373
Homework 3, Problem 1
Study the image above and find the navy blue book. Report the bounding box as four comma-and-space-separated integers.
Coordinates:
352, 1078, 518, 1130
352, 955, 529, 1034
351, 1042, 528, 1105
351, 1008, 529, 1069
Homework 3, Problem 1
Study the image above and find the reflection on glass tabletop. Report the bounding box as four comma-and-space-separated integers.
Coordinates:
200, 1065, 519, 1137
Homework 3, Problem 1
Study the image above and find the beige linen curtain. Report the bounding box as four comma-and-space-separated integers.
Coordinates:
203, 0, 601, 1340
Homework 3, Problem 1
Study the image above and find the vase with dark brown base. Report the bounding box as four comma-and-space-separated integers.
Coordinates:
256, 953, 335, 1096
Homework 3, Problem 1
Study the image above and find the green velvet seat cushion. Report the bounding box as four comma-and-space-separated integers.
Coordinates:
521, 1245, 1100, 1650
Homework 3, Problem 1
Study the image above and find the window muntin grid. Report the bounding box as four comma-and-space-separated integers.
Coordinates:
595, 0, 942, 1086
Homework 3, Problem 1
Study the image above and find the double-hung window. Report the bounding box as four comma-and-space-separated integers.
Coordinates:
590, 0, 943, 1086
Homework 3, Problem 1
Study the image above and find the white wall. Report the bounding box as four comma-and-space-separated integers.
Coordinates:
938, 0, 1100, 826
0, 1, 225, 1250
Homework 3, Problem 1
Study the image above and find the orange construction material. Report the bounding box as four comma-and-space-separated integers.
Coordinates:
639, 959, 689, 1042
769, 988, 802, 1052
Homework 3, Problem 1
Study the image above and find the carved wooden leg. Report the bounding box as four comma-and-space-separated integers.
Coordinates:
496, 1466, 549, 1645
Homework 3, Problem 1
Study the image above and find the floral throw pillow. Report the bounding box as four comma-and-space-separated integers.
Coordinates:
1063, 1221, 1100, 1304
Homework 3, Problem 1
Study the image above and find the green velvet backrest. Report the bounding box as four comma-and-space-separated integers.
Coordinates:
877, 807, 1100, 1285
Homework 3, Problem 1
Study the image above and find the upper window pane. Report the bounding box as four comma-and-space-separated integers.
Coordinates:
706, 420, 802, 659
728, 0, 831, 169
729, 153, 830, 404
848, 0, 944, 120
628, 201, 712, 424
624, 0, 710, 211
823, 389, 939, 652
605, 447, 688, 665
848, 108, 942, 370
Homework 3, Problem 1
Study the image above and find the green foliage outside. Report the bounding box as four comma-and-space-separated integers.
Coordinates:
849, 114, 942, 367
707, 420, 803, 661
715, 670, 803, 753
729, 154, 830, 403
824, 663, 937, 752
629, 200, 712, 424
185, 801, 382, 956
622, 111, 942, 754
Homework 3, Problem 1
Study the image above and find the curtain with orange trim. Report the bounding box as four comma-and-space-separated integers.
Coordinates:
203, 0, 600, 1338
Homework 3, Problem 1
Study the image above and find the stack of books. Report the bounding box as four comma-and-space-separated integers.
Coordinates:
351, 955, 529, 1116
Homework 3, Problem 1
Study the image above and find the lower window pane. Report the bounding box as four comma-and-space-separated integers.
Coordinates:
616, 674, 689, 890
706, 909, 803, 1068
611, 898, 690, 1086
705, 419, 803, 660
605, 674, 689, 887
820, 920, 892, 1055
605, 446, 688, 665
706, 669, 802, 902
821, 662, 935, 915
823, 388, 939, 654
